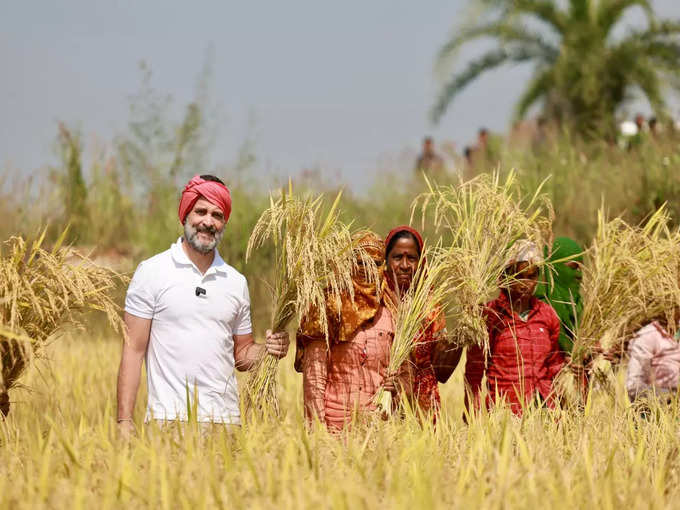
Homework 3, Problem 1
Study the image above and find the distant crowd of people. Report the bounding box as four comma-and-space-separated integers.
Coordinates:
415, 128, 501, 179
415, 113, 680, 178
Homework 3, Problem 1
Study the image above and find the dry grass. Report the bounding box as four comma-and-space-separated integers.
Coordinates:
0, 229, 124, 401
3, 332, 680, 509
412, 171, 553, 352
243, 185, 378, 414
556, 207, 680, 400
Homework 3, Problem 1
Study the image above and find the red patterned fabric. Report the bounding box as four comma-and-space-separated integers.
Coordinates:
464, 292, 565, 416
385, 225, 424, 253
383, 225, 444, 422
411, 308, 446, 420
178, 175, 232, 225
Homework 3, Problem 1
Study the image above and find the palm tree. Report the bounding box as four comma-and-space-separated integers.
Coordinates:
432, 0, 680, 137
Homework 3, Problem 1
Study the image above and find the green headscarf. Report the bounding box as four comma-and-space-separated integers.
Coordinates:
536, 237, 584, 353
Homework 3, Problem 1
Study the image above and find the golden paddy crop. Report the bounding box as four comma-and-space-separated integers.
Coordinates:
3, 183, 680, 509
0, 229, 124, 408
243, 185, 377, 415
1, 329, 679, 509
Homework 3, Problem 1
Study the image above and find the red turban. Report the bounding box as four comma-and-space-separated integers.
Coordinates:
178, 175, 232, 225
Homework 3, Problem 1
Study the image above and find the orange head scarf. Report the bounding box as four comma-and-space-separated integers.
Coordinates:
385, 225, 424, 257
297, 231, 385, 345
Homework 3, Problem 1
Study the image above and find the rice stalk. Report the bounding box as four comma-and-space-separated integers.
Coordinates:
376, 244, 456, 415
243, 184, 378, 415
556, 206, 680, 402
0, 228, 125, 411
411, 171, 553, 352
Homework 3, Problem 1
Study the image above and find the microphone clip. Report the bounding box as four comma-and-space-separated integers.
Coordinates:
195, 286, 206, 297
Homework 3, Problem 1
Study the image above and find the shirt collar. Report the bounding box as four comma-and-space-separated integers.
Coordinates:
495, 291, 540, 320
170, 237, 228, 276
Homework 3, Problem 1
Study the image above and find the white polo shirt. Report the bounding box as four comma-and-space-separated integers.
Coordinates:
125, 237, 252, 424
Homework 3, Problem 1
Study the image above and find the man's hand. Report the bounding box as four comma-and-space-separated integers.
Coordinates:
265, 329, 290, 359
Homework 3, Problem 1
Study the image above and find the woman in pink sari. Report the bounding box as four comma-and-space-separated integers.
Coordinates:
626, 320, 680, 404
294, 232, 411, 430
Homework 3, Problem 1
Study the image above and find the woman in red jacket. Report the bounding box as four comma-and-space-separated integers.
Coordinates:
464, 240, 565, 416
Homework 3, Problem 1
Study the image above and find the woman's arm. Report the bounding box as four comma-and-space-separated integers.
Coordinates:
432, 340, 463, 383
301, 338, 329, 424
395, 358, 414, 400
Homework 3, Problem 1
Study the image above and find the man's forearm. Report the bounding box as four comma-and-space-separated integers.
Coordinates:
117, 351, 144, 420
234, 338, 266, 371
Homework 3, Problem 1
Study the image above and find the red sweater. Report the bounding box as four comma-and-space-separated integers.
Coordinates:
464, 293, 565, 415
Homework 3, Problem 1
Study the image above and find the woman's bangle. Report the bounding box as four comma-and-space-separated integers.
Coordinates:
117, 418, 133, 423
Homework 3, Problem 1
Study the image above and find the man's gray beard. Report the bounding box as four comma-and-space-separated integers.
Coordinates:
183, 221, 224, 254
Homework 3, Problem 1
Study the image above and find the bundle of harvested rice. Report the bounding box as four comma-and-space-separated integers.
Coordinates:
411, 171, 553, 352
0, 229, 125, 415
566, 207, 680, 380
244, 184, 378, 415
375, 244, 456, 415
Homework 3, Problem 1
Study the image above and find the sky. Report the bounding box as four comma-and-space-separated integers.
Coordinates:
2, 0, 680, 188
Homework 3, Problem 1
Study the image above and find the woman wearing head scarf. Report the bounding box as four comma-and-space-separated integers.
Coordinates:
464, 240, 565, 416
295, 231, 412, 431
626, 319, 680, 409
536, 237, 584, 354
383, 226, 461, 421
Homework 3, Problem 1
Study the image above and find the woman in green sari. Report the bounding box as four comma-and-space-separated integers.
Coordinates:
536, 237, 584, 354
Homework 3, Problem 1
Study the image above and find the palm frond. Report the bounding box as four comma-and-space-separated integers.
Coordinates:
628, 63, 666, 113
514, 68, 554, 120
436, 21, 559, 64
504, 0, 567, 34
432, 47, 545, 123
568, 0, 591, 23
597, 0, 653, 35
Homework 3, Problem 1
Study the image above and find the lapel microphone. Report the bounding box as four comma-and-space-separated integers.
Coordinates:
195, 286, 207, 297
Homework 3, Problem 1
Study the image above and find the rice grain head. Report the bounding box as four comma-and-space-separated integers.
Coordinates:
0, 228, 125, 399
411, 171, 553, 352
244, 185, 379, 415
555, 206, 680, 404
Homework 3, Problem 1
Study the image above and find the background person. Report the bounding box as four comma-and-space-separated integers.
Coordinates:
536, 237, 584, 354
626, 319, 680, 406
116, 174, 289, 436
415, 137, 445, 178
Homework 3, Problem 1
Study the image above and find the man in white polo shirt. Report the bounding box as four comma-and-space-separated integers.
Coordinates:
116, 174, 289, 434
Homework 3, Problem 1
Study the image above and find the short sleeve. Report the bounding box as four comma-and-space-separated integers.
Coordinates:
233, 278, 253, 335
125, 261, 156, 319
